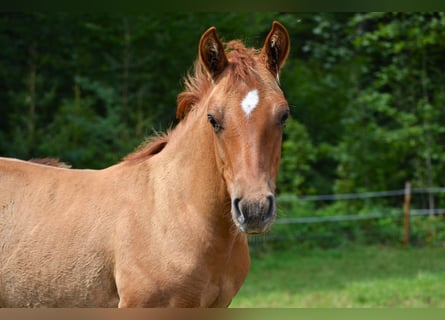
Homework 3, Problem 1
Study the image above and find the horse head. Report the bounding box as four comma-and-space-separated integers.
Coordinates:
198, 21, 290, 234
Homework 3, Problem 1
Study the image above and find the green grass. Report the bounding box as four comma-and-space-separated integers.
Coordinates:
230, 245, 445, 307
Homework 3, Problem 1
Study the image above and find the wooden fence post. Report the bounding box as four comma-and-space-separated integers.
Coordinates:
403, 181, 411, 247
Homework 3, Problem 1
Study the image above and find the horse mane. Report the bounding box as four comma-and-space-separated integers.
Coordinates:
177, 40, 259, 119
28, 158, 72, 168
123, 132, 170, 163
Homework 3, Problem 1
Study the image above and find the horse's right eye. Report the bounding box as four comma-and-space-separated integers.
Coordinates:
207, 114, 222, 132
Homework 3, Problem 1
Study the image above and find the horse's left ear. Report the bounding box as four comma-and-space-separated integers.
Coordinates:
199, 26, 228, 80
261, 21, 290, 79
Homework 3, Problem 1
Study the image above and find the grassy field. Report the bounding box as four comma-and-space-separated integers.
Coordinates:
230, 245, 445, 307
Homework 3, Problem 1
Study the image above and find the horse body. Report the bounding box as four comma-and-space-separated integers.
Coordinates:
0, 21, 290, 307
0, 128, 247, 307
0, 160, 120, 307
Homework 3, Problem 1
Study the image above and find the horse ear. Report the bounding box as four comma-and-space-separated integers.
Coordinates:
261, 21, 290, 79
199, 27, 228, 80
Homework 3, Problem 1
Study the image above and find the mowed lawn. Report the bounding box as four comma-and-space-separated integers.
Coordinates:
230, 245, 445, 307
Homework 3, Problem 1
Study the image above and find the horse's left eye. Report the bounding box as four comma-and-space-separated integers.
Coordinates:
278, 110, 290, 126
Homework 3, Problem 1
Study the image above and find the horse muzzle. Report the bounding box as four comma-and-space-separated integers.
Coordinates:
231, 195, 276, 234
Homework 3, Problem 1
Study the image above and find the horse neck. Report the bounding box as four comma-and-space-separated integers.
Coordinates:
150, 108, 233, 232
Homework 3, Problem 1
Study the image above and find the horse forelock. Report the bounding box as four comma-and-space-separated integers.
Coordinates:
176, 40, 260, 120
225, 40, 259, 83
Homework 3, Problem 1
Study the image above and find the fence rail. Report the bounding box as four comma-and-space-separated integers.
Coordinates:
274, 208, 445, 225
277, 187, 445, 202
272, 184, 445, 246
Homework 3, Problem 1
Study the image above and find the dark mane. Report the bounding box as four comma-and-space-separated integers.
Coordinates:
28, 158, 72, 168
123, 132, 170, 163
176, 40, 259, 119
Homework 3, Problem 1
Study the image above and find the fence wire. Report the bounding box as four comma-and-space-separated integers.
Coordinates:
277, 187, 445, 202
275, 187, 445, 225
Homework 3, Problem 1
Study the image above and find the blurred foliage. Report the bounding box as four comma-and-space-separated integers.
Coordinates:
260, 201, 445, 249
1, 12, 444, 198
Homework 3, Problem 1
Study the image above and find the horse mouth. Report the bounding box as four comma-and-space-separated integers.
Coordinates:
231, 195, 276, 234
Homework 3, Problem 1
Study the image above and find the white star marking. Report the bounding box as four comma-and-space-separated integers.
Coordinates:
241, 89, 259, 117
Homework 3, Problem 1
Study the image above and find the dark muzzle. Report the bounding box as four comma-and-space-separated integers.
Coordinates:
232, 195, 275, 234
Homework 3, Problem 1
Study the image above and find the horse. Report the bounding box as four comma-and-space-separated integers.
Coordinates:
0, 21, 290, 307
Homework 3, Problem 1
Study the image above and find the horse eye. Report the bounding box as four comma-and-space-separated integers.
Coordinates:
207, 114, 221, 132
279, 110, 290, 126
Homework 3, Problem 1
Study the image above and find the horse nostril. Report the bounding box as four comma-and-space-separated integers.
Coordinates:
233, 198, 245, 224
263, 195, 275, 222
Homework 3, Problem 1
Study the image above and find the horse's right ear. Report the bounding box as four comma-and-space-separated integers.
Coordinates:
199, 27, 228, 80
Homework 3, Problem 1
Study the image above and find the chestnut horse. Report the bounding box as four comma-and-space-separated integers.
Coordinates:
0, 21, 290, 307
